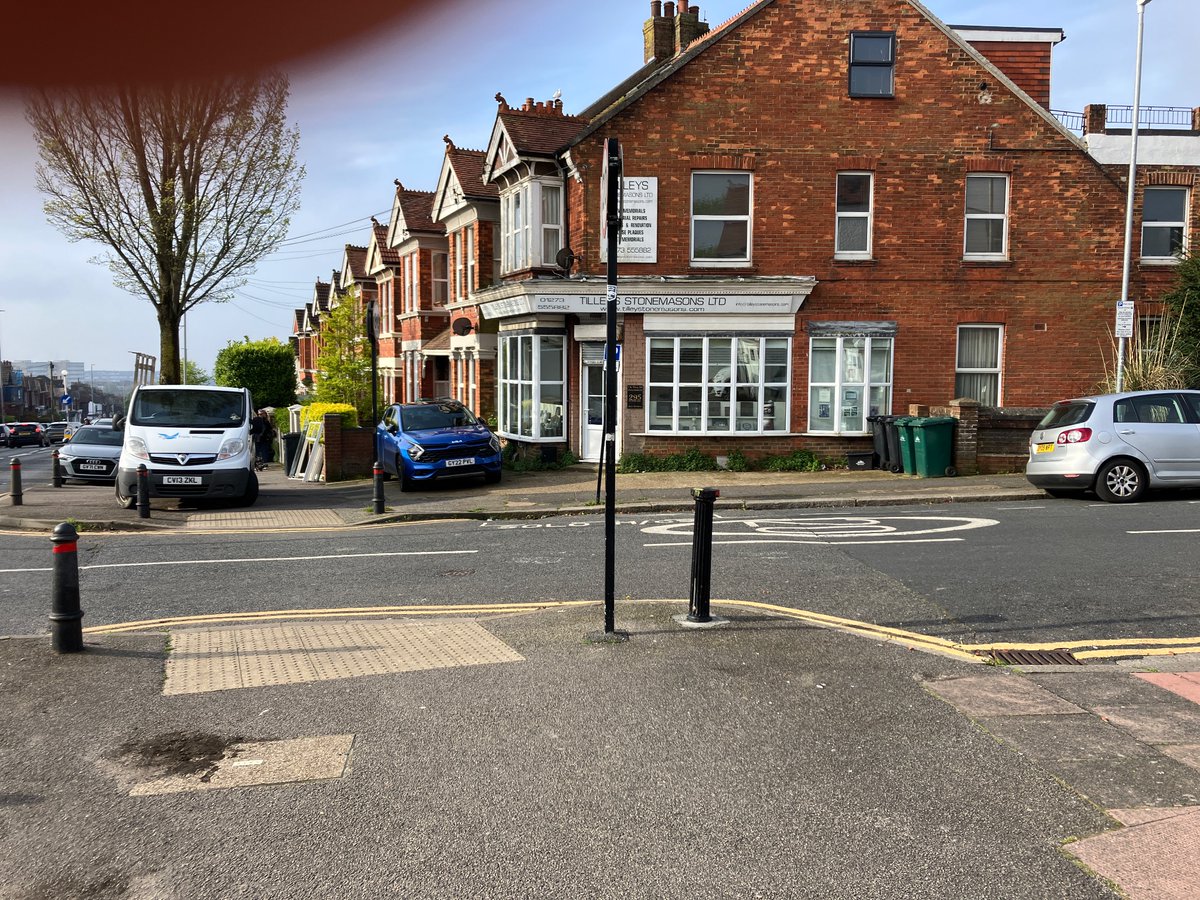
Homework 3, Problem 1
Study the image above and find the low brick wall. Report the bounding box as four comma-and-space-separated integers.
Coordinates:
321, 413, 375, 482
978, 407, 1046, 474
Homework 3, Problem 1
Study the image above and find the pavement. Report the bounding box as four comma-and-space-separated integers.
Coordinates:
2, 464, 1199, 898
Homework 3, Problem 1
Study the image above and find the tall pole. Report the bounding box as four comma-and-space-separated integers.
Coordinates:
0, 309, 7, 425
603, 137, 622, 636
49, 361, 55, 420
1117, 0, 1152, 393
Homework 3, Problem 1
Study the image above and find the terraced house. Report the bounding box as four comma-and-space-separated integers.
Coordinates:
294, 0, 1199, 469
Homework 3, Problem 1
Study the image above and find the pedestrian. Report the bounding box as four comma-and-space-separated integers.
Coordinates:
252, 409, 275, 470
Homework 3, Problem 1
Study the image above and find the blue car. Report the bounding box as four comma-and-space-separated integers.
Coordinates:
376, 400, 502, 491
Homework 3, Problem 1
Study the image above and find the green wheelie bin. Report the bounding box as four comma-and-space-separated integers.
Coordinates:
893, 416, 917, 474
909, 416, 957, 477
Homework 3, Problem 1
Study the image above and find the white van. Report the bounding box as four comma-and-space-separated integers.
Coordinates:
114, 384, 258, 507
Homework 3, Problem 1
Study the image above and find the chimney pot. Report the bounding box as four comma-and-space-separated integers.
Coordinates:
651, 0, 661, 15
665, 1, 675, 16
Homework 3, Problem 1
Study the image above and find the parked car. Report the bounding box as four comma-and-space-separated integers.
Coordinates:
376, 400, 502, 491
0, 424, 9, 447
44, 421, 69, 443
57, 424, 125, 483
1026, 390, 1200, 502
7, 422, 47, 448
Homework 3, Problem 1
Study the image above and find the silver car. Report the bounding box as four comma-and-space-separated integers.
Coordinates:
58, 424, 124, 483
1026, 390, 1200, 502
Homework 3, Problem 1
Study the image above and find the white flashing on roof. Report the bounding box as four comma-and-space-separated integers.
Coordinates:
951, 26, 1065, 45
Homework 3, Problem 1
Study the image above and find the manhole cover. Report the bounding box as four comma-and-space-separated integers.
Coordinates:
985, 649, 1083, 666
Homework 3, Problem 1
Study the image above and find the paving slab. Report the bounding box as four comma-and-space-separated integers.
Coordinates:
1067, 806, 1200, 900
1047, 756, 1200, 809
975, 713, 1156, 761
1136, 672, 1200, 706
1092, 705, 1200, 745
924, 673, 1088, 717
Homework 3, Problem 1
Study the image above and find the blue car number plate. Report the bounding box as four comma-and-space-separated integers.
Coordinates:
444, 457, 475, 468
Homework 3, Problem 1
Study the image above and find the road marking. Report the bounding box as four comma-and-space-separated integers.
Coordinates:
0, 548, 476, 575
647, 537, 966, 547
642, 514, 997, 544
1127, 528, 1200, 534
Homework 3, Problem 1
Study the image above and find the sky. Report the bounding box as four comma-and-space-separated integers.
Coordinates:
0, 0, 1196, 375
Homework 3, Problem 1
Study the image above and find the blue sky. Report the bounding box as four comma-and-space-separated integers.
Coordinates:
0, 0, 1196, 372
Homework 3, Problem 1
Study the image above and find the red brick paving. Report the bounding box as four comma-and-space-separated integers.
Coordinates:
1067, 806, 1200, 900
1135, 673, 1200, 706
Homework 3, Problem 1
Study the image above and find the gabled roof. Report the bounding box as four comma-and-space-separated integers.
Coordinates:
571, 0, 1082, 151
365, 218, 401, 274
340, 244, 371, 290
386, 180, 443, 248
432, 136, 499, 222
482, 95, 588, 182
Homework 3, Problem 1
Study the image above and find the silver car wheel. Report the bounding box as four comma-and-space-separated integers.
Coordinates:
1096, 459, 1146, 503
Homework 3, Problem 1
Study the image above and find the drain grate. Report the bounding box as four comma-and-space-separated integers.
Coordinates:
986, 649, 1083, 666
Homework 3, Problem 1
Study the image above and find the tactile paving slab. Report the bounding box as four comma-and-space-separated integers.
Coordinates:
164, 619, 524, 695
185, 509, 344, 529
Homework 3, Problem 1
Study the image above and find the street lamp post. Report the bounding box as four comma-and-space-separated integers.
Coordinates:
1116, 0, 1153, 393
0, 309, 7, 425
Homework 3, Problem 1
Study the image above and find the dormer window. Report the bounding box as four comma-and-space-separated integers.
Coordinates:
849, 32, 895, 98
501, 179, 563, 273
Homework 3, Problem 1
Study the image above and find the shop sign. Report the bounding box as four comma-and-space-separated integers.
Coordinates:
626, 384, 644, 409
618, 177, 657, 264
482, 293, 798, 318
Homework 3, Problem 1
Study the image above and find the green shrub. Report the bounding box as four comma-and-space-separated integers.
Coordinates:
725, 448, 750, 472
300, 402, 359, 431
760, 449, 822, 472
617, 447, 719, 473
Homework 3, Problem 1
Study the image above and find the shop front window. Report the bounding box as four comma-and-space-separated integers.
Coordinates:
808, 335, 892, 434
647, 335, 789, 433
498, 333, 565, 440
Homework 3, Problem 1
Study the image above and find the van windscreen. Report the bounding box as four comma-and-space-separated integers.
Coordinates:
130, 391, 246, 428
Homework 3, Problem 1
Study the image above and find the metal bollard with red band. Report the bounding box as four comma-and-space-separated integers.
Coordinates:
50, 522, 84, 653
372, 460, 386, 515
9, 457, 22, 506
52, 448, 63, 488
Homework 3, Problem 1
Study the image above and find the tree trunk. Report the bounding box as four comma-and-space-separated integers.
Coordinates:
158, 308, 182, 384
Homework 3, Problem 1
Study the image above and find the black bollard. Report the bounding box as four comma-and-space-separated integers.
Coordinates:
136, 463, 150, 519
372, 460, 385, 515
687, 487, 720, 623
10, 457, 22, 506
50, 522, 84, 653
52, 448, 63, 488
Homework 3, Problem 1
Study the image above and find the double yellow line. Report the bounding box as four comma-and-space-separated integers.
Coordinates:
84, 598, 1200, 663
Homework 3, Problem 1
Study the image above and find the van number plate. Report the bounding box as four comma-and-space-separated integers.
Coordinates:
444, 457, 475, 468
163, 476, 202, 485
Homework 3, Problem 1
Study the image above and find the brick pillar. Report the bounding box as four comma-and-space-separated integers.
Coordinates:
1084, 104, 1107, 135
322, 413, 342, 482
947, 398, 980, 476
1193, 107, 1200, 131
674, 3, 709, 53
643, 1, 674, 63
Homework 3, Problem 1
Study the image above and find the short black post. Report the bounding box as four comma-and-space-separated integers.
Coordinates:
10, 457, 22, 506
136, 463, 150, 519
687, 487, 720, 623
50, 522, 84, 653
372, 460, 385, 515
52, 449, 63, 488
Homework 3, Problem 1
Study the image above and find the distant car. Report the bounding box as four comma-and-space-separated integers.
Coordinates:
44, 422, 69, 443
57, 425, 125, 483
376, 400, 502, 491
91, 418, 114, 428
7, 422, 47, 448
1026, 389, 1200, 503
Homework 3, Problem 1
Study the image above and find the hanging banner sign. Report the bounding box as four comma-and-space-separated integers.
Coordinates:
617, 177, 657, 264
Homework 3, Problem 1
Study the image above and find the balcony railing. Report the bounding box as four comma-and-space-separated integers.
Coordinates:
1053, 105, 1196, 136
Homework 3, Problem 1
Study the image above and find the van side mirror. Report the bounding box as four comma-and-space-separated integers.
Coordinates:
113, 415, 126, 430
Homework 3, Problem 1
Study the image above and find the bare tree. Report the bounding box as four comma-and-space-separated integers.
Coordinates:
27, 74, 304, 383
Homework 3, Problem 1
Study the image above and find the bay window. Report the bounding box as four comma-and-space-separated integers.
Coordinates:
647, 335, 789, 433
501, 180, 563, 273
808, 334, 892, 433
498, 333, 565, 440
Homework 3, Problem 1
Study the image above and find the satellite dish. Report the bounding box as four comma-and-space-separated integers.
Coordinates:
451, 317, 475, 337
555, 247, 578, 272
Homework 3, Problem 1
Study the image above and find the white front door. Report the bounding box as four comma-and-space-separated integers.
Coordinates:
580, 361, 606, 462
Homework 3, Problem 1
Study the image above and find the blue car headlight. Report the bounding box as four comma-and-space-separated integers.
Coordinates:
408, 441, 426, 461
489, 434, 501, 452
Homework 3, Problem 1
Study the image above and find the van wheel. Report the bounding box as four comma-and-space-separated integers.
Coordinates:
1095, 459, 1146, 503
235, 471, 260, 507
115, 481, 136, 510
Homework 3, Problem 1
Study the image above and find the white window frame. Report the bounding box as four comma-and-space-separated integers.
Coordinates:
454, 232, 465, 301
1141, 186, 1188, 262
807, 335, 893, 435
432, 251, 448, 307
466, 226, 476, 298
954, 324, 1003, 406
835, 171, 873, 259
645, 335, 790, 434
497, 334, 565, 441
690, 171, 752, 266
500, 179, 563, 275
963, 174, 1009, 260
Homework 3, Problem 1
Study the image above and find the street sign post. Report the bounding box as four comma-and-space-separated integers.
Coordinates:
1115, 300, 1135, 339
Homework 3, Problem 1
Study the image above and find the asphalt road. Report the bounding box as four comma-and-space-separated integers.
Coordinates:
2, 496, 1198, 646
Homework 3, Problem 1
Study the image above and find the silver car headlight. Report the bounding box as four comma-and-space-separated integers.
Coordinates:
218, 438, 246, 460
126, 435, 150, 460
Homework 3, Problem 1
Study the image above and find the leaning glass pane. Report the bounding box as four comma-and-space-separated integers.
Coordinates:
810, 338, 837, 383
540, 336, 564, 382
539, 384, 563, 438
693, 173, 750, 215
809, 385, 835, 432
649, 338, 676, 383
648, 386, 674, 430
736, 338, 761, 384
763, 385, 787, 430
837, 217, 868, 253
965, 219, 1003, 255
694, 220, 748, 260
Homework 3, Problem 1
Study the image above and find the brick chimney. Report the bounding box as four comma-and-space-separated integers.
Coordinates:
644, 1, 674, 63
674, 2, 709, 54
